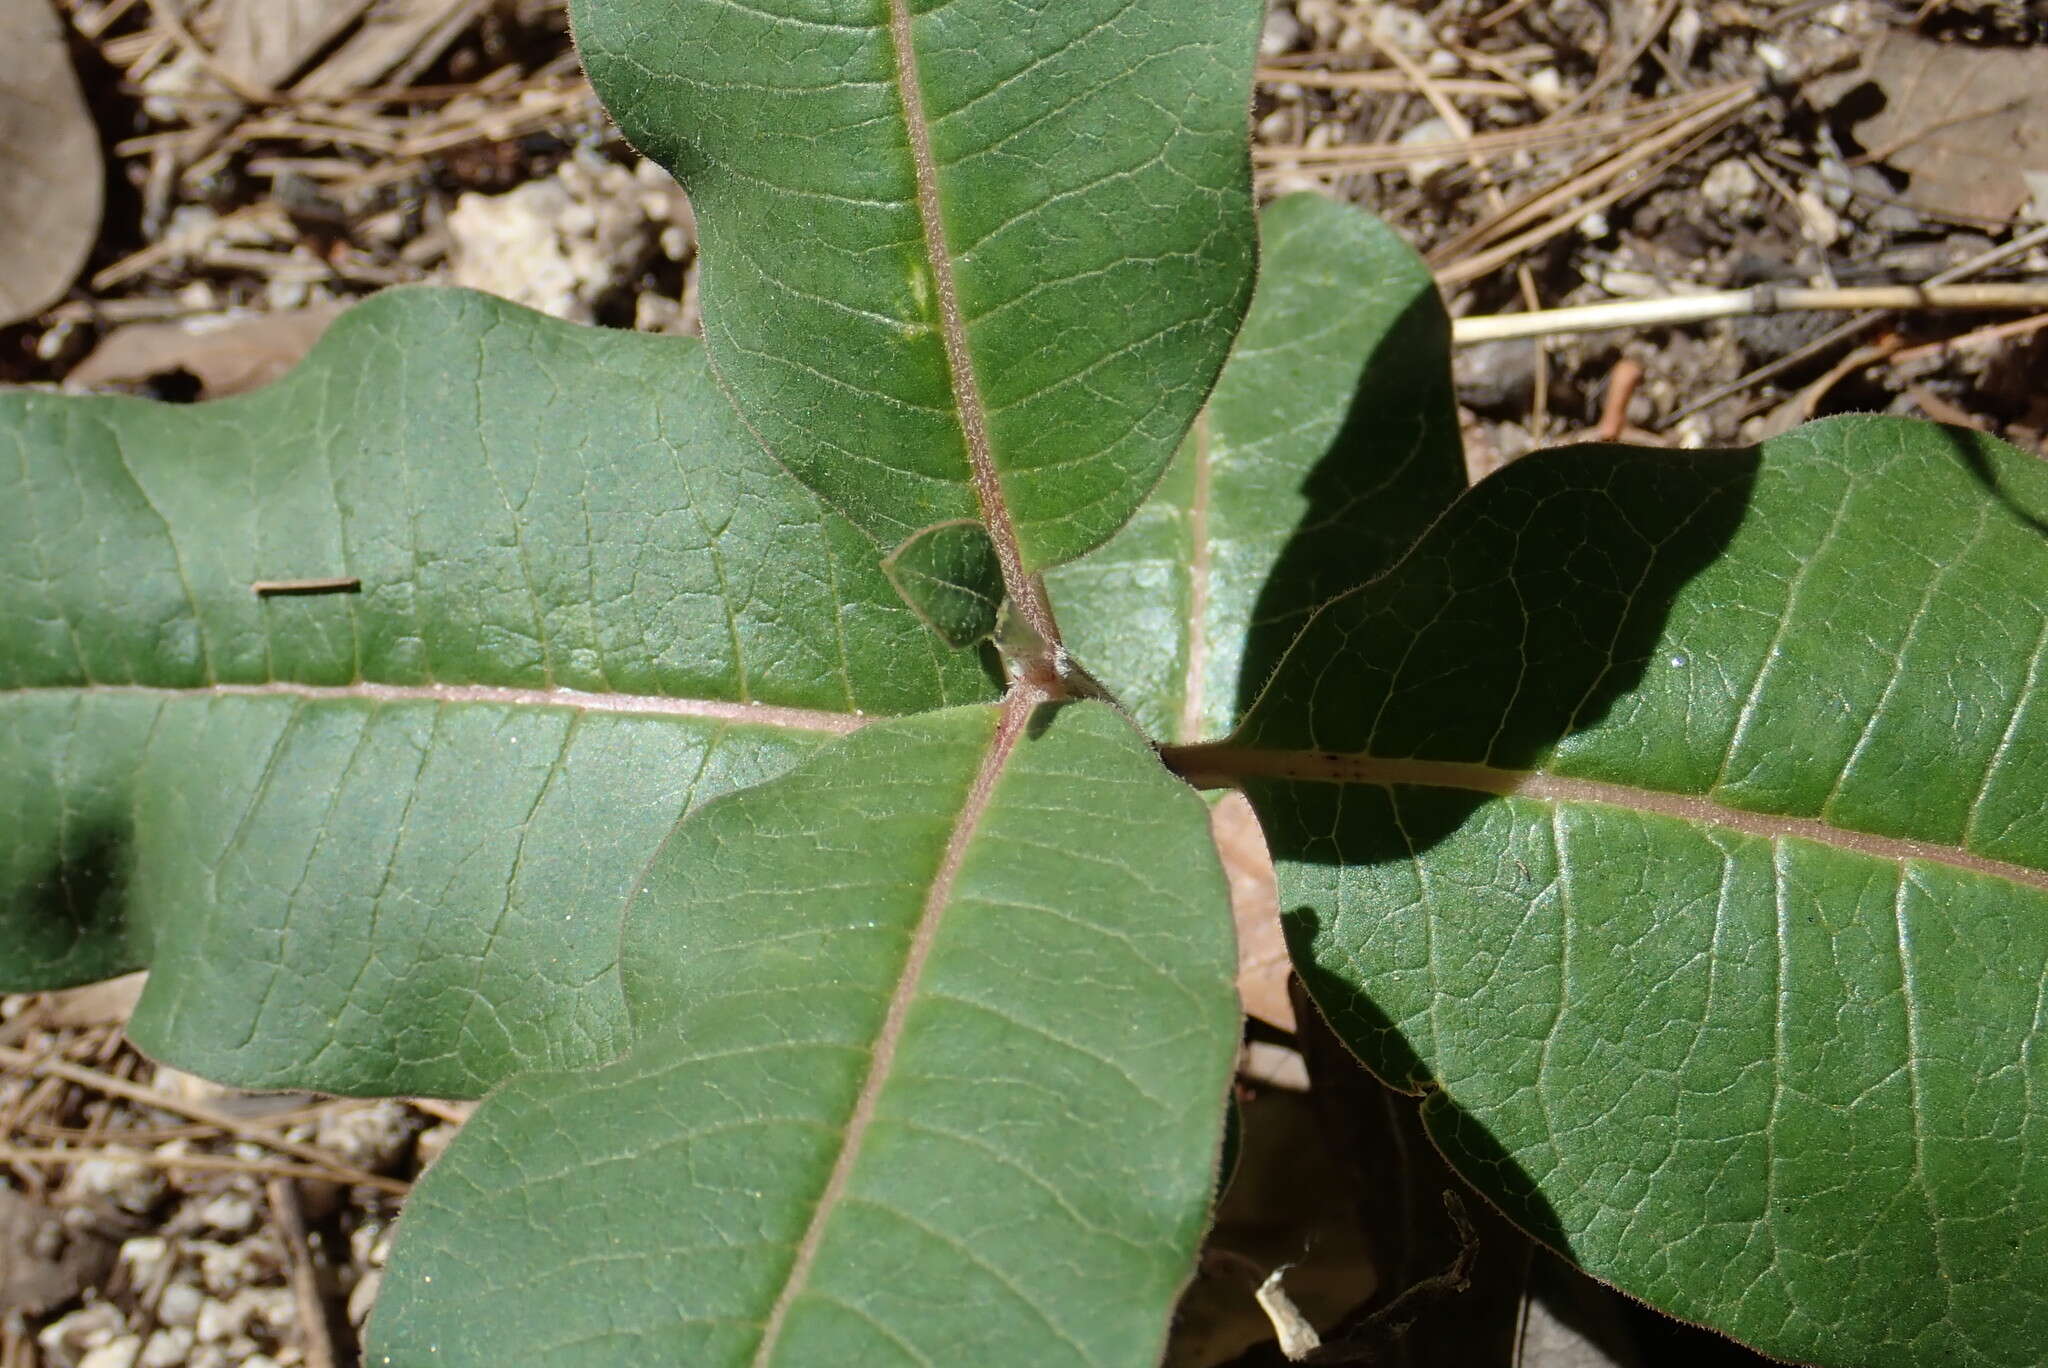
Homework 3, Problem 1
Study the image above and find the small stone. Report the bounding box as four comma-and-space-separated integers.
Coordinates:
138, 1328, 194, 1368
1453, 339, 1538, 417
157, 1281, 203, 1328
1398, 117, 1457, 185
415, 1122, 463, 1171
445, 152, 653, 323
117, 1236, 171, 1287
317, 1100, 416, 1173
1370, 4, 1434, 54
1701, 158, 1762, 216
37, 1302, 126, 1367
193, 1192, 258, 1235
60, 1151, 166, 1216
348, 1267, 384, 1328
76, 1337, 141, 1368
1259, 6, 1302, 56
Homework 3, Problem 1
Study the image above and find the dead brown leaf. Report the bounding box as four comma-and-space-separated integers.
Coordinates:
66, 302, 349, 399
1850, 32, 2048, 224
294, 0, 486, 99
207, 0, 379, 94
1209, 792, 1294, 1034
0, 1188, 118, 1319
34, 972, 148, 1029
0, 0, 104, 326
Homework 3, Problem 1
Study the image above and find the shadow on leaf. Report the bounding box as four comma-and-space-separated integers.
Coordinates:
1230, 439, 1764, 1332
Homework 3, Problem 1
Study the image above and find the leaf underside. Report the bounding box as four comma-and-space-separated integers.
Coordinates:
880, 519, 1003, 647
1234, 417, 2048, 1368
1, 288, 995, 1096
370, 701, 1239, 1367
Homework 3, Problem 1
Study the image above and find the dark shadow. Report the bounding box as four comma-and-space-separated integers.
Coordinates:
1222, 288, 1768, 1348
1238, 432, 1761, 795
2, 826, 137, 992
1228, 289, 1468, 706
1213, 981, 1781, 1367
1934, 421, 2048, 540
1228, 439, 1758, 1336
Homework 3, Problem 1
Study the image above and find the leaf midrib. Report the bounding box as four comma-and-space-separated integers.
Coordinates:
887, 0, 1061, 652
1177, 410, 1213, 745
1, 681, 866, 735
1166, 745, 2048, 893
750, 685, 1041, 1365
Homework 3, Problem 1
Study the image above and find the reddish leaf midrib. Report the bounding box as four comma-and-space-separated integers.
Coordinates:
750, 685, 1042, 1365
1166, 745, 2048, 894
1177, 410, 1214, 746
886, 0, 1063, 658
5, 681, 867, 735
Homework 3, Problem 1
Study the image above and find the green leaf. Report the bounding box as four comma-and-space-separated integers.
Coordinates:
1, 288, 996, 1096
1204, 418, 2048, 1367
370, 700, 1239, 1367
572, 0, 1263, 574
880, 520, 1002, 647
1048, 193, 1466, 741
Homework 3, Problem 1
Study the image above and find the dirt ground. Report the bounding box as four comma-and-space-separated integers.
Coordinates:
2, 1, 2044, 1365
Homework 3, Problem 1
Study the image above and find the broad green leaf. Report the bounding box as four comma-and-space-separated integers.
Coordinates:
1048, 193, 1465, 741
572, 0, 1263, 576
1, 288, 996, 1096
371, 700, 1239, 1367
1207, 418, 2048, 1367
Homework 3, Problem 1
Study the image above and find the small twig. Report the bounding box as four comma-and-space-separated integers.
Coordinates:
1453, 283, 2048, 344
407, 1097, 478, 1127
1757, 148, 2012, 232
1428, 84, 1753, 268
1433, 88, 1754, 286
1255, 85, 1725, 171
1437, 122, 1737, 288
1670, 314, 1882, 430
1448, 42, 1558, 108
1474, 0, 1540, 30
120, 1242, 182, 1368
1659, 221, 2048, 428
1890, 311, 2048, 364
1793, 335, 1902, 423
0, 1045, 396, 1190
137, 0, 278, 104
91, 203, 287, 292
75, 0, 146, 40
269, 1178, 339, 1368
1550, 0, 1682, 119
1597, 359, 1644, 441
1305, 1191, 1480, 1365
1254, 67, 1518, 98
0, 1143, 409, 1195
1849, 98, 2029, 169
1905, 385, 1983, 430
117, 64, 537, 110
